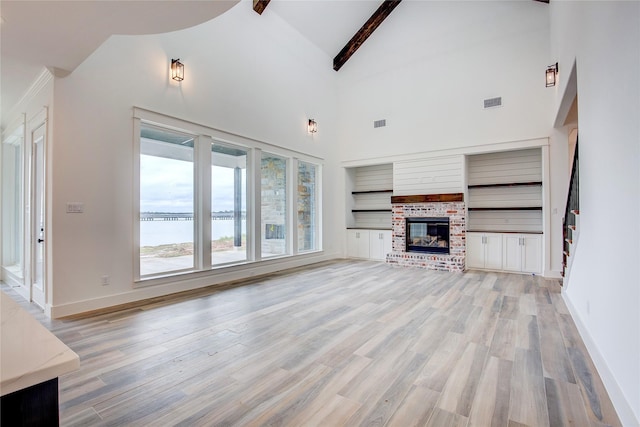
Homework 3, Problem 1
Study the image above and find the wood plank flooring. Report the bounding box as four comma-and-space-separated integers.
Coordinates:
2, 260, 621, 426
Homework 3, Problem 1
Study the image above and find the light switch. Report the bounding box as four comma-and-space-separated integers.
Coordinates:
66, 202, 84, 213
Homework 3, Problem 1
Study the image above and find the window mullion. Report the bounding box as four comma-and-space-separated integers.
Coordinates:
252, 148, 262, 261
316, 164, 323, 252
198, 135, 213, 270
133, 118, 142, 281
291, 158, 299, 255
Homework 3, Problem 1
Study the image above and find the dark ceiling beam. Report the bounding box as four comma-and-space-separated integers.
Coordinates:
333, 0, 402, 72
253, 0, 270, 15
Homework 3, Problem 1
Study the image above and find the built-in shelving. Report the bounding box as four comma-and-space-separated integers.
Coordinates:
468, 207, 542, 211
346, 164, 393, 229
467, 149, 543, 233
467, 181, 542, 189
468, 230, 543, 234
351, 190, 393, 195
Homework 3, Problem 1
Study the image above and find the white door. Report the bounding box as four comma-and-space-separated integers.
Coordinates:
31, 124, 46, 308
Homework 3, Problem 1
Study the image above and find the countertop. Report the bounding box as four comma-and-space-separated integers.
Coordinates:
1, 292, 80, 396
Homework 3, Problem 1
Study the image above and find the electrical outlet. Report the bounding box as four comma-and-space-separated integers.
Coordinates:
101, 275, 110, 286
66, 202, 84, 213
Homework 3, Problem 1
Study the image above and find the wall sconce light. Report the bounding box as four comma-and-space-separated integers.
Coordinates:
308, 119, 318, 134
171, 59, 184, 81
546, 62, 558, 87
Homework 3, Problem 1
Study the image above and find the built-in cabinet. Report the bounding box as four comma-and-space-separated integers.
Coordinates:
347, 229, 392, 261
369, 230, 393, 261
467, 232, 503, 270
466, 148, 544, 275
347, 229, 369, 258
502, 234, 542, 274
467, 232, 541, 274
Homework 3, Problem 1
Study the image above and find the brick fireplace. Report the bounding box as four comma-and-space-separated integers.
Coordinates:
386, 193, 465, 272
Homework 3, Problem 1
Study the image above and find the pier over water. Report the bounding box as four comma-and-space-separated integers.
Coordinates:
140, 212, 246, 221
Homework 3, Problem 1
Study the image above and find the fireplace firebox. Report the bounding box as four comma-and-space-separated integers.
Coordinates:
406, 217, 450, 254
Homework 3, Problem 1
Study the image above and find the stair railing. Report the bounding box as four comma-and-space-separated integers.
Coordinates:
562, 139, 580, 277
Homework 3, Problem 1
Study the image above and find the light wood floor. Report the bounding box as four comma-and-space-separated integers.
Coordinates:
3, 260, 621, 427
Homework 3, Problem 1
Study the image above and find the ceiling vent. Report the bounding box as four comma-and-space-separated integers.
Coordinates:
483, 97, 502, 109
374, 119, 387, 128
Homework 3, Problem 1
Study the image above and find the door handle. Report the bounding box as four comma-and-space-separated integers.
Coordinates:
37, 238, 44, 243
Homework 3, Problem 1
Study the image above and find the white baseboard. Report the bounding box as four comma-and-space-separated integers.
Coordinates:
544, 268, 563, 279
50, 252, 339, 318
562, 292, 639, 427
2, 267, 24, 288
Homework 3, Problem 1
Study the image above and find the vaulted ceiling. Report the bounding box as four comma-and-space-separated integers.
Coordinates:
1, 0, 548, 122
1, 0, 238, 117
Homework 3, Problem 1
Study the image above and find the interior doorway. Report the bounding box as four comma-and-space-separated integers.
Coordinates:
30, 123, 47, 308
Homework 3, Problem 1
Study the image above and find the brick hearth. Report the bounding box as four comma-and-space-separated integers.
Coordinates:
386, 199, 465, 272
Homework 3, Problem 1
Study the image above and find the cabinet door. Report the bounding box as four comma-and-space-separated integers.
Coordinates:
502, 234, 522, 272
369, 231, 384, 261
521, 234, 542, 274
369, 230, 392, 261
346, 230, 360, 258
466, 233, 485, 269
357, 231, 370, 258
484, 233, 503, 270
382, 230, 392, 259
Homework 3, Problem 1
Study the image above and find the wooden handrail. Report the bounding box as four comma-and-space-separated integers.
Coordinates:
562, 139, 580, 277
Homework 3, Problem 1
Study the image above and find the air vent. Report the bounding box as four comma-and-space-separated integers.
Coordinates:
483, 97, 502, 109
374, 119, 387, 128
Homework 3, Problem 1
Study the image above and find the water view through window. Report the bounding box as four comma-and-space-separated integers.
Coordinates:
139, 126, 195, 276
211, 144, 247, 265
137, 117, 322, 279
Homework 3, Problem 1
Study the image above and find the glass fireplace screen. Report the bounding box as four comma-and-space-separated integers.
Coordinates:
406, 217, 450, 254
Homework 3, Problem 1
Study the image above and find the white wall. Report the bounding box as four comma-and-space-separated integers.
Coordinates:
551, 2, 640, 425
49, 1, 341, 316
336, 1, 552, 162
547, 126, 569, 275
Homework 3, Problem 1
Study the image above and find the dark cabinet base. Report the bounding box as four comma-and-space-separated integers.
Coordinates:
1, 378, 59, 426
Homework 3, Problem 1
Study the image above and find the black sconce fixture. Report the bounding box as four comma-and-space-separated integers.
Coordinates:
308, 119, 318, 133
171, 59, 184, 81
546, 62, 558, 87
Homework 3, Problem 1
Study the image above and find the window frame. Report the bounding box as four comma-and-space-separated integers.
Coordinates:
209, 139, 251, 267
135, 121, 199, 278
133, 108, 323, 285
1, 118, 26, 277
260, 151, 291, 260
295, 159, 321, 253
